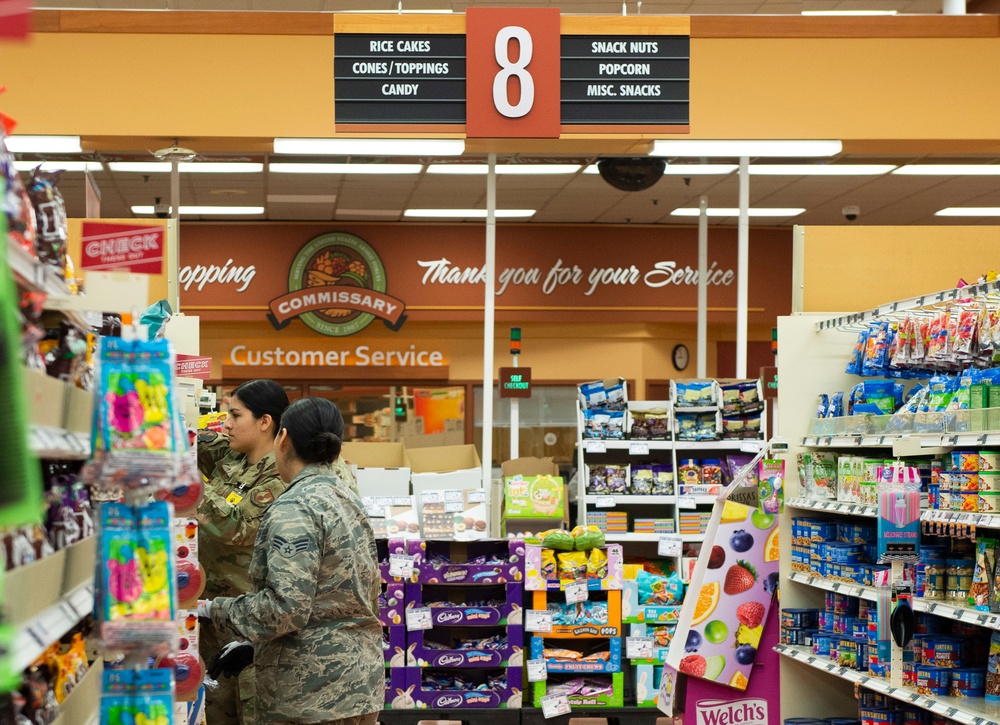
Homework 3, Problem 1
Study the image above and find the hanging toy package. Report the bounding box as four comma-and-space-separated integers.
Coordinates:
90, 335, 190, 489
96, 500, 178, 654
100, 669, 175, 725
876, 465, 922, 564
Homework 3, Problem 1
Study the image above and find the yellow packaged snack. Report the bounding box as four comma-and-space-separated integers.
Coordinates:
558, 551, 588, 581
588, 548, 609, 580
541, 549, 557, 580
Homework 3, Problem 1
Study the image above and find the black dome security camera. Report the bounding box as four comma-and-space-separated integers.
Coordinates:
597, 158, 666, 192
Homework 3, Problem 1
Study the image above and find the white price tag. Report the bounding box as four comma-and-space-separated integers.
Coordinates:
525, 609, 553, 633
585, 440, 607, 454
467, 490, 487, 503
678, 495, 697, 510
629, 442, 650, 456
388, 554, 415, 578
658, 535, 683, 557
740, 440, 761, 453
375, 496, 394, 507
564, 579, 589, 604
444, 502, 465, 513
626, 636, 655, 660
420, 490, 441, 504
444, 490, 464, 503
527, 659, 548, 682
405, 607, 433, 631
595, 496, 616, 509
540, 693, 572, 719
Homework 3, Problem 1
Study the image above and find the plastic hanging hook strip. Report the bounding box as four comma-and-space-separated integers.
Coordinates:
715, 439, 774, 503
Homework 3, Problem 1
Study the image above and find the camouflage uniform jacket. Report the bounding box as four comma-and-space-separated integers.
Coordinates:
197, 432, 288, 599
211, 462, 384, 724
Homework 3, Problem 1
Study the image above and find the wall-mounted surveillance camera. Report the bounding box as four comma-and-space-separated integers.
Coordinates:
842, 205, 860, 222
154, 197, 169, 219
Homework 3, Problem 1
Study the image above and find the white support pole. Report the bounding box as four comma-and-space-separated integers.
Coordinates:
170, 159, 181, 311
482, 153, 497, 496
943, 0, 966, 14
736, 156, 749, 378
697, 195, 708, 378
510, 353, 519, 460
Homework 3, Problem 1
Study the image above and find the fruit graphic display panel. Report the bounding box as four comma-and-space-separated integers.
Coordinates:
666, 500, 779, 691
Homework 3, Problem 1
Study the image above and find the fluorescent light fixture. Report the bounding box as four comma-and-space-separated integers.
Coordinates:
336, 209, 402, 218
404, 209, 536, 218
274, 138, 464, 156
179, 162, 263, 173
13, 160, 103, 172
895, 164, 1000, 176
583, 163, 737, 175
269, 163, 422, 174
267, 194, 338, 204
110, 162, 262, 173
749, 164, 896, 175
671, 207, 806, 217
6, 135, 81, 153
427, 164, 581, 175
936, 207, 1000, 217
802, 10, 898, 15
651, 140, 842, 158
132, 205, 265, 215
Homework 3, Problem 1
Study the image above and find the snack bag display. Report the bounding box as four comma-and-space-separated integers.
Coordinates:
100, 669, 174, 725
541, 549, 557, 580
539, 529, 574, 552
636, 570, 684, 606
588, 548, 609, 580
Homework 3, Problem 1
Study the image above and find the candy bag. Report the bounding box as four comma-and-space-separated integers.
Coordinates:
27, 169, 68, 278
539, 529, 574, 552
631, 466, 653, 495
2, 150, 36, 256
571, 524, 605, 551
587, 548, 608, 579
557, 551, 588, 582
636, 569, 684, 606
541, 549, 557, 580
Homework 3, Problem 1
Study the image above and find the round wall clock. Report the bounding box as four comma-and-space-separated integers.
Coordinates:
672, 344, 690, 371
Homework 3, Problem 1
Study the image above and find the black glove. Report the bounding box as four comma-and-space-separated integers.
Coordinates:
208, 641, 254, 679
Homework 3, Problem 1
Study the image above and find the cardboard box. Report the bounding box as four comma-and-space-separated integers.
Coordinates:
530, 635, 622, 673
503, 475, 565, 519
383, 626, 408, 666
409, 444, 482, 495
417, 488, 489, 540
501, 457, 568, 537
622, 581, 682, 625
380, 581, 405, 627
405, 582, 523, 625
364, 495, 420, 540
378, 539, 412, 584
343, 442, 412, 497
628, 622, 676, 664
633, 664, 664, 707
407, 624, 523, 667
524, 544, 624, 591
404, 667, 523, 709
533, 672, 624, 708
530, 589, 622, 638
409, 539, 525, 585
384, 667, 407, 707
401, 417, 465, 450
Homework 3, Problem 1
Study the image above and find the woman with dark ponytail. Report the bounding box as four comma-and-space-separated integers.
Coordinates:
206, 397, 383, 725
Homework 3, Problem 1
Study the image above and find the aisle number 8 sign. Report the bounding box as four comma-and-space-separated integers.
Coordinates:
466, 7, 561, 138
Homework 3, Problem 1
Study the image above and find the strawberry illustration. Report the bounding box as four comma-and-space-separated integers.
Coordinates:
724, 560, 758, 595
679, 654, 706, 677
737, 601, 765, 628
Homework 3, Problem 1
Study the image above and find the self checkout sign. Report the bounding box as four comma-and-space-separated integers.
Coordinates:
466, 7, 561, 138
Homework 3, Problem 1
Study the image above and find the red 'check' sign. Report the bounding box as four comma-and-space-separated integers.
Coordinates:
465, 7, 560, 138
80, 221, 165, 275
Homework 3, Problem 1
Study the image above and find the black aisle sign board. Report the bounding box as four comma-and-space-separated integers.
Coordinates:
333, 30, 690, 128
334, 34, 467, 124
560, 35, 690, 125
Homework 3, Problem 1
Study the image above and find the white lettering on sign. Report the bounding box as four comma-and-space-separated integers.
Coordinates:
382, 83, 420, 96
695, 699, 768, 725
230, 344, 445, 368
84, 233, 160, 259
275, 291, 398, 319
179, 259, 257, 293
493, 26, 534, 118
598, 62, 651, 75
417, 257, 736, 296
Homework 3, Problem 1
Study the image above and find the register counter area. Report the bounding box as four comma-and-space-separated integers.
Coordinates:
2, 5, 1000, 725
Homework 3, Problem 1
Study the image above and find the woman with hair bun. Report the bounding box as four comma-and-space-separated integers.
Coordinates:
205, 397, 384, 725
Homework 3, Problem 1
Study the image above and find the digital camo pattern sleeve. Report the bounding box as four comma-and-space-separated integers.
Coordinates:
331, 456, 358, 493
211, 499, 320, 644
196, 431, 230, 478
197, 459, 287, 548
